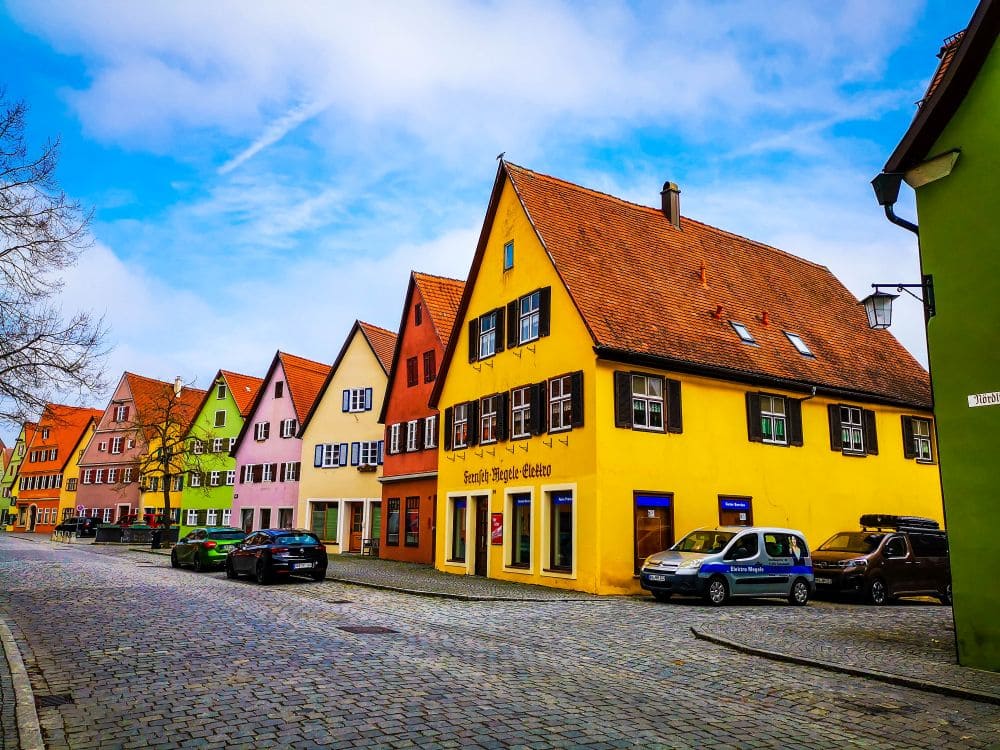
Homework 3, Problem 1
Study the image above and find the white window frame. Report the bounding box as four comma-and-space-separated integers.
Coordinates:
149, 476, 160, 492
98, 441, 108, 452
480, 396, 497, 444
785, 331, 813, 356
107, 467, 118, 484
114, 405, 127, 422
110, 436, 122, 454
730, 321, 756, 344
222, 509, 232, 526
192, 440, 204, 455
349, 388, 367, 412
216, 383, 227, 400
209, 471, 221, 487
172, 474, 183, 492
840, 406, 864, 453
511, 386, 531, 439
631, 374, 665, 432
760, 395, 788, 446
94, 468, 105, 484
212, 438, 224, 453
359, 441, 378, 467
424, 415, 437, 449
206, 509, 219, 526
548, 375, 572, 432
478, 310, 497, 359
262, 464, 274, 482
321, 444, 338, 468
102, 508, 113, 523
281, 418, 297, 438
519, 291, 540, 344
123, 467, 133, 483
186, 509, 198, 526
390, 424, 401, 454
254, 422, 270, 441
225, 470, 236, 486
453, 403, 469, 449
283, 462, 300, 481
189, 472, 202, 488
406, 420, 418, 451
912, 418, 932, 461
127, 438, 135, 449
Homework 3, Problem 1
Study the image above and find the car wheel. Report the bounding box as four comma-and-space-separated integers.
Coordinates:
255, 561, 271, 585
311, 570, 325, 582
705, 576, 729, 606
788, 577, 810, 606
868, 577, 890, 606
939, 583, 952, 606
170, 550, 180, 569
651, 591, 672, 602
225, 560, 238, 579
193, 553, 204, 573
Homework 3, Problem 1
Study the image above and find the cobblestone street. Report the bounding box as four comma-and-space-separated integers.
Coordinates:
1, 535, 998, 750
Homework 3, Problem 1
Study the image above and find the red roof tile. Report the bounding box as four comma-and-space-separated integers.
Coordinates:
22, 404, 102, 473
918, 31, 967, 107
125, 373, 207, 434
278, 353, 333, 423
220, 370, 265, 417
414, 272, 465, 348
358, 322, 398, 373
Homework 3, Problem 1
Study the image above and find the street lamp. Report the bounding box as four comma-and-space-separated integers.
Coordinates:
859, 275, 935, 330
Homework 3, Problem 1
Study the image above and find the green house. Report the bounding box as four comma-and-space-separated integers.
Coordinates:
875, 0, 1000, 671
178, 370, 262, 536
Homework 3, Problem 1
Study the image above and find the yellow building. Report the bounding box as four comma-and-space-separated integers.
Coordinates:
429, 162, 942, 595
57, 417, 98, 522
297, 321, 397, 552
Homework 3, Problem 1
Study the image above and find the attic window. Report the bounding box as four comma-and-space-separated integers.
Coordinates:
730, 321, 756, 345
785, 332, 814, 357
503, 241, 514, 271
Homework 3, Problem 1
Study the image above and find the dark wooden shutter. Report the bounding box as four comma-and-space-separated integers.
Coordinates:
467, 400, 479, 446
570, 371, 584, 428
496, 391, 509, 441
531, 382, 548, 435
468, 319, 479, 362
443, 407, 453, 451
123, 405, 130, 421
495, 308, 505, 353
828, 404, 843, 451
270, 463, 278, 480
314, 445, 323, 467
787, 398, 803, 446
253, 464, 263, 483
538, 287, 551, 338
342, 390, 350, 411
416, 419, 425, 450
745, 393, 763, 442
506, 300, 519, 348
901, 416, 916, 459
666, 378, 683, 434
351, 442, 361, 466
863, 409, 878, 455
614, 371, 632, 428
279, 463, 286, 482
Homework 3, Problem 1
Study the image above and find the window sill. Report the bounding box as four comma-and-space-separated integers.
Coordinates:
631, 426, 665, 434
444, 559, 466, 568
840, 450, 867, 458
916, 459, 935, 465
541, 567, 574, 579
502, 565, 533, 575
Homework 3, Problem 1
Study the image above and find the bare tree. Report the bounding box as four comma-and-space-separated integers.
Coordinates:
0, 91, 108, 425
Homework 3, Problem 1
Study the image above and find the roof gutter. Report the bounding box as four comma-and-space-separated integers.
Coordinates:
870, 172, 919, 236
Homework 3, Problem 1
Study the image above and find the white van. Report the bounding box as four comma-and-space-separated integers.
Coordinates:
639, 526, 814, 605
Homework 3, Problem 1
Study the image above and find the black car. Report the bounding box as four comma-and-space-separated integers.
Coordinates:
54, 516, 100, 537
226, 529, 328, 584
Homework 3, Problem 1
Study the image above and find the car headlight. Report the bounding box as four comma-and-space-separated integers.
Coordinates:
678, 559, 702, 569
841, 558, 867, 568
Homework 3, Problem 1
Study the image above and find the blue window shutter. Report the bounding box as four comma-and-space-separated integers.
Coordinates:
350, 442, 361, 466
342, 389, 350, 411
377, 440, 384, 465
339, 443, 348, 466
314, 445, 323, 467
364, 387, 373, 410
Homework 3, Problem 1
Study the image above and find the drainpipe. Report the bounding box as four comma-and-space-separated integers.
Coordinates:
871, 172, 919, 236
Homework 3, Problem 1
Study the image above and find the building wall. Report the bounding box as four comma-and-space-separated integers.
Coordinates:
3, 428, 30, 527
232, 362, 303, 530
914, 39, 1000, 670
299, 330, 386, 552
58, 422, 95, 521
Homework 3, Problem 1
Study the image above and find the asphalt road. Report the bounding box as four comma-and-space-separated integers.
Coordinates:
1, 535, 998, 749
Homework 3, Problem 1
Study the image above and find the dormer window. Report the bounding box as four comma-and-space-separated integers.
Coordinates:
730, 321, 756, 344
785, 331, 814, 357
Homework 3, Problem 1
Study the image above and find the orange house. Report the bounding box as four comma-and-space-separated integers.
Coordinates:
378, 272, 464, 563
16, 404, 103, 533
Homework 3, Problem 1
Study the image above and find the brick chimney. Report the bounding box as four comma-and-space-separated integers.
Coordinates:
660, 181, 681, 230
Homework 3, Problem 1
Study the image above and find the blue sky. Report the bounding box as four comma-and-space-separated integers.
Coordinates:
1, 0, 979, 438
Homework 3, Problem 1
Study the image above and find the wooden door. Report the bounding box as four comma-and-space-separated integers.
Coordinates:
474, 497, 488, 577
349, 504, 364, 552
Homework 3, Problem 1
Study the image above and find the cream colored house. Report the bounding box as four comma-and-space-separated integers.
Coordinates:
297, 321, 396, 552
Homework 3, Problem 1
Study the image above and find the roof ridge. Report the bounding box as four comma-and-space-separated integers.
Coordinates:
220, 369, 264, 382
358, 320, 396, 336
413, 270, 466, 284
277, 351, 331, 370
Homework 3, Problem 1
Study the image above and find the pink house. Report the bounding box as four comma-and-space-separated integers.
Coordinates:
230, 351, 331, 532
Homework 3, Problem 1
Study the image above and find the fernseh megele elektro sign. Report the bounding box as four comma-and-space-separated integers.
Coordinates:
463, 463, 553, 486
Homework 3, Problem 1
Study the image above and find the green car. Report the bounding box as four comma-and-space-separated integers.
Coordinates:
171, 527, 246, 572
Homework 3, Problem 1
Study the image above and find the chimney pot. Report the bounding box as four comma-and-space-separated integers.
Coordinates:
661, 181, 681, 230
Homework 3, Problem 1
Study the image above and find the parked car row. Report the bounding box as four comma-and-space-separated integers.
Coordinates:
639, 514, 950, 607
170, 527, 328, 584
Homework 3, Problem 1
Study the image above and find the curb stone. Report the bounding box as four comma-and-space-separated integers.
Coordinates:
690, 626, 1000, 706
0, 616, 44, 750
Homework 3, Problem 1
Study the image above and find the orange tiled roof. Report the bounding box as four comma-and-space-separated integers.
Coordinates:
499, 163, 930, 407
359, 322, 398, 373
414, 272, 465, 347
125, 372, 207, 433
918, 31, 967, 107
278, 353, 333, 423
220, 370, 265, 417
1, 448, 12, 469
22, 404, 102, 473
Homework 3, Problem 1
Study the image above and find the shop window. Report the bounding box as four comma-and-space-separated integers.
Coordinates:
827, 404, 878, 456
548, 491, 573, 572
405, 497, 419, 547
901, 416, 934, 462
718, 496, 753, 527
386, 498, 400, 546
746, 392, 803, 447
510, 493, 531, 568
634, 494, 673, 574
278, 507, 293, 529
450, 498, 467, 562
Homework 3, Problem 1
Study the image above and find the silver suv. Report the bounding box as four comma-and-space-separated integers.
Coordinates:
640, 526, 814, 606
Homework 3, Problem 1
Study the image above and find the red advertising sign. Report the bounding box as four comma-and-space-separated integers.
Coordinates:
491, 512, 503, 545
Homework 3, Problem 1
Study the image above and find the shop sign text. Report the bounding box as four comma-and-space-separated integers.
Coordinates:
463, 463, 553, 486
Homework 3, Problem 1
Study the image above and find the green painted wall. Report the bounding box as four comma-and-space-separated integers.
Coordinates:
914, 39, 1000, 671
178, 378, 246, 536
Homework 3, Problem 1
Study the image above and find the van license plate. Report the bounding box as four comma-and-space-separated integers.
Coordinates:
647, 574, 666, 582
292, 562, 315, 570
815, 577, 832, 585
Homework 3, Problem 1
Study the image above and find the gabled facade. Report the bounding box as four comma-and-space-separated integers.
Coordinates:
76, 373, 204, 525
179, 370, 263, 535
2, 424, 34, 529
57, 418, 98, 523
231, 352, 331, 532
0, 443, 10, 527
14, 405, 102, 534
379, 273, 464, 563
298, 321, 396, 552
430, 162, 942, 595
876, 0, 1000, 670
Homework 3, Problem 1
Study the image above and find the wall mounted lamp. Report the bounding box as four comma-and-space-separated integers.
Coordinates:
859, 275, 935, 329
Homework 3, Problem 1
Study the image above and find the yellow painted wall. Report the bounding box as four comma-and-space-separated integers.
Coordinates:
297, 328, 388, 545
435, 176, 600, 591
142, 429, 185, 517
58, 422, 95, 520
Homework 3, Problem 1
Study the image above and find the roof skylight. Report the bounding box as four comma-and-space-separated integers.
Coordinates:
785, 331, 814, 357
730, 321, 756, 345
